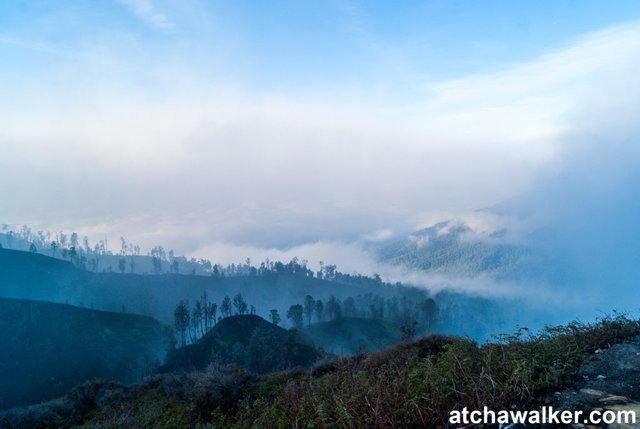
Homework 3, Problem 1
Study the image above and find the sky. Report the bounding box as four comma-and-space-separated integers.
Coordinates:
1, 0, 640, 276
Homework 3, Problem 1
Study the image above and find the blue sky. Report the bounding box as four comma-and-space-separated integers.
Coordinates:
3, 1, 640, 98
1, 1, 640, 276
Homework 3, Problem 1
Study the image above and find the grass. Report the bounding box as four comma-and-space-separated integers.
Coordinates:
222, 315, 639, 428
4, 315, 638, 429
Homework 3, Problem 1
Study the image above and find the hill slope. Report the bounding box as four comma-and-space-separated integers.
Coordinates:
0, 297, 170, 410
3, 316, 637, 428
161, 315, 323, 374
0, 248, 430, 325
301, 317, 405, 355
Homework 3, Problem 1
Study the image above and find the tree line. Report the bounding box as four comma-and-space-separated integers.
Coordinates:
173, 292, 256, 346
174, 290, 439, 348
280, 293, 438, 331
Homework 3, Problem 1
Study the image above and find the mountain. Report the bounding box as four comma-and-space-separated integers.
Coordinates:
377, 219, 531, 278
0, 297, 170, 410
0, 248, 431, 325
161, 315, 322, 374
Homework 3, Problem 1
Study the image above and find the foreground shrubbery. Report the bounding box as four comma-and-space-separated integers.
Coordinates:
2, 315, 638, 429
232, 315, 639, 428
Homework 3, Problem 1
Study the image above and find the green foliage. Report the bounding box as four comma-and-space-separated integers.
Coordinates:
232, 315, 639, 428
5, 315, 639, 429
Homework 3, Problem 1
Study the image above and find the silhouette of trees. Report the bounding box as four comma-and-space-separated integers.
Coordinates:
208, 302, 218, 327
150, 245, 164, 274
220, 296, 232, 318
269, 309, 281, 326
284, 291, 439, 331
326, 295, 342, 321
287, 304, 304, 329
192, 301, 204, 338
233, 293, 248, 315
174, 301, 190, 347
342, 297, 356, 317
421, 298, 438, 329
303, 295, 315, 327
314, 300, 324, 322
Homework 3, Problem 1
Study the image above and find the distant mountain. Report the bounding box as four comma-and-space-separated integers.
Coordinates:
0, 297, 170, 410
301, 317, 406, 355
161, 315, 322, 374
0, 248, 431, 325
377, 219, 532, 279
376, 217, 588, 293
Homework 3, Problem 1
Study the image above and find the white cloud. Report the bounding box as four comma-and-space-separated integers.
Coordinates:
1, 20, 640, 266
117, 0, 174, 30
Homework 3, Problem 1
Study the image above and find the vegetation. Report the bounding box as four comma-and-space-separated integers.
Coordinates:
0, 297, 170, 410
301, 317, 405, 355
3, 315, 637, 428
0, 247, 446, 329
161, 315, 323, 375
173, 290, 439, 349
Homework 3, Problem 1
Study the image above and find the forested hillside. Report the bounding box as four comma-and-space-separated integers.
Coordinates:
0, 297, 169, 410
0, 248, 434, 325
162, 315, 322, 374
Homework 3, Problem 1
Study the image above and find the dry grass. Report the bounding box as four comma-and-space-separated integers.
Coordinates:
3, 315, 638, 429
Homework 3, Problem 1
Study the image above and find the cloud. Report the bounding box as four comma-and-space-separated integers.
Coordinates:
117, 0, 174, 30
1, 18, 640, 282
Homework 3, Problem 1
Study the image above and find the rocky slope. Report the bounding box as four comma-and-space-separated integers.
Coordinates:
540, 336, 640, 428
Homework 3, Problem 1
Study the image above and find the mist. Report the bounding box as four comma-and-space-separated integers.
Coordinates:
1, 4, 639, 342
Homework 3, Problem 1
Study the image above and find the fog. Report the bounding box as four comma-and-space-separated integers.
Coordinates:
1, 15, 639, 323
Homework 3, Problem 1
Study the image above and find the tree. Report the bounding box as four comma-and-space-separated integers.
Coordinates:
220, 295, 232, 318
58, 232, 67, 248
314, 300, 324, 322
150, 245, 165, 274
50, 241, 58, 256
343, 297, 357, 317
303, 295, 315, 327
233, 293, 248, 315
152, 257, 162, 274
29, 243, 37, 253
421, 298, 438, 329
208, 302, 218, 327
70, 232, 79, 249
326, 295, 342, 320
200, 292, 210, 331
192, 301, 203, 339
269, 309, 281, 326
118, 258, 126, 273
174, 301, 190, 347
287, 304, 304, 329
